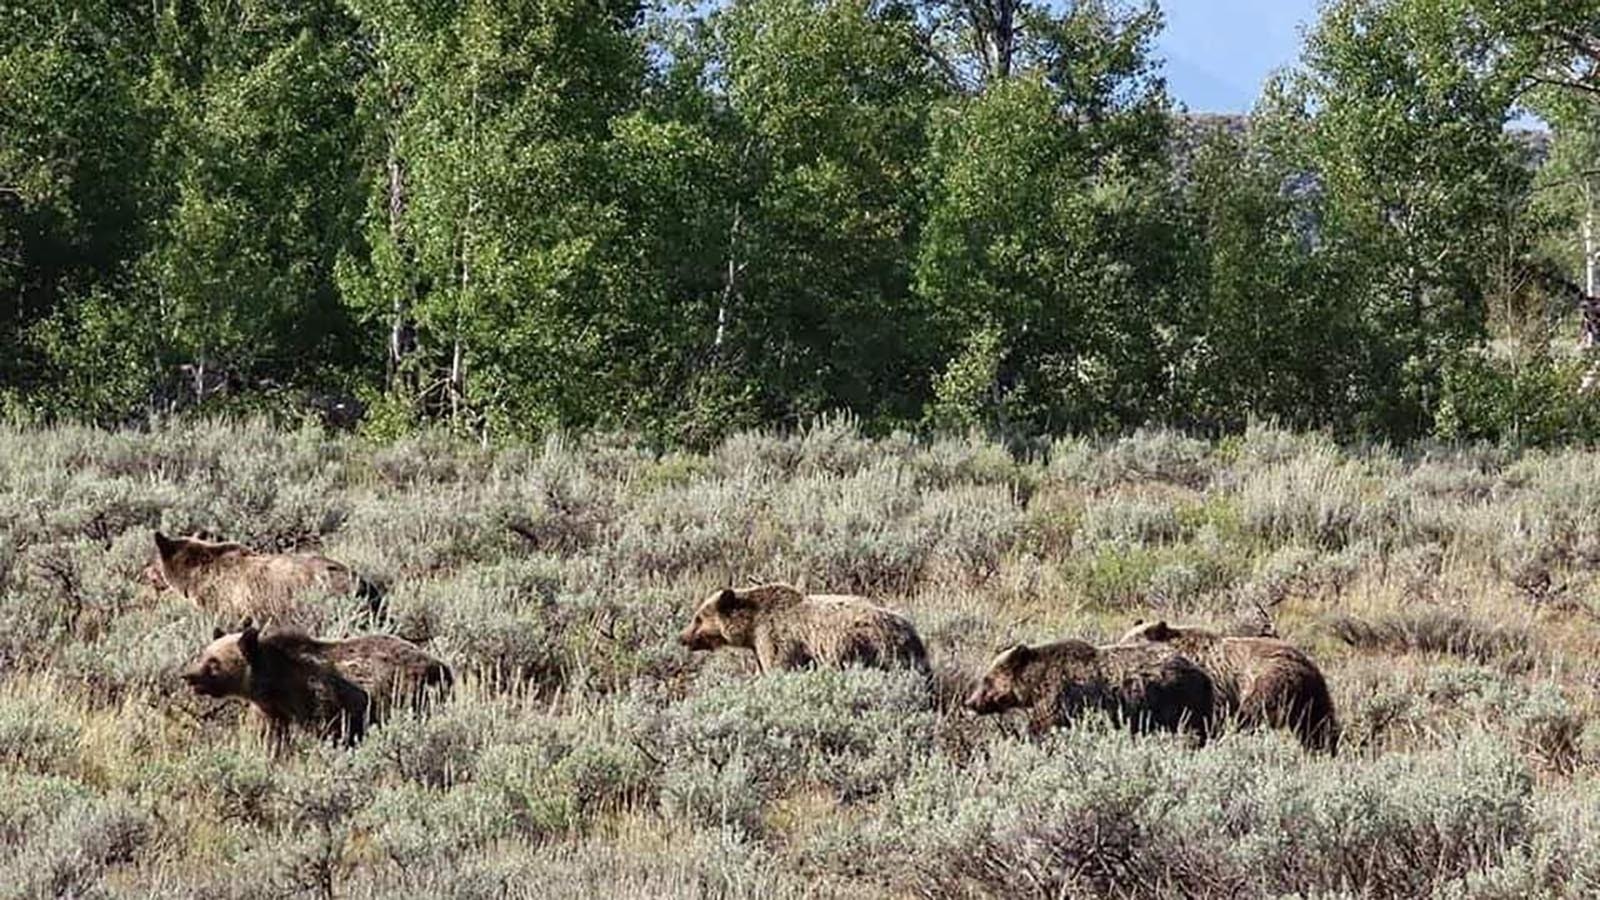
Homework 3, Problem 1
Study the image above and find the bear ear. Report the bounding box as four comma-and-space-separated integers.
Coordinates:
239, 625, 261, 659
713, 588, 744, 613
154, 531, 178, 558
212, 626, 225, 640
1131, 618, 1145, 627
1000, 643, 1034, 665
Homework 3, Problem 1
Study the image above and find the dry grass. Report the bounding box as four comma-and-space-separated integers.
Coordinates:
3, 418, 1600, 897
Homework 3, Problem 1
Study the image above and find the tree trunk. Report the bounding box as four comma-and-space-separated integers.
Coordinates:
965, 0, 1017, 83
1583, 181, 1598, 350
386, 146, 415, 390
450, 335, 464, 421
451, 56, 479, 427
715, 200, 743, 352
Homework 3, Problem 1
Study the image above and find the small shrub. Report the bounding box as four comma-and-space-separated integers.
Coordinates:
1076, 493, 1186, 548
653, 668, 935, 829
1238, 448, 1369, 548
0, 688, 84, 776
1329, 610, 1537, 670
0, 794, 151, 899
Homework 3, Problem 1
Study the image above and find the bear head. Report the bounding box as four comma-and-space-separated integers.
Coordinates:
1119, 619, 1180, 644
967, 639, 1100, 714
154, 531, 251, 595
181, 623, 262, 699
965, 643, 1038, 714
678, 587, 755, 652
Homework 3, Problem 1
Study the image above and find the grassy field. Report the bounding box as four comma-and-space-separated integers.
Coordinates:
4, 417, 1600, 898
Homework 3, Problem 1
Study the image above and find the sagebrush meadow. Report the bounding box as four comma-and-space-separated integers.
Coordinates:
4, 417, 1600, 898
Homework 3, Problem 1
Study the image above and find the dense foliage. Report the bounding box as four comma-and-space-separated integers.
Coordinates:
6, 0, 1600, 445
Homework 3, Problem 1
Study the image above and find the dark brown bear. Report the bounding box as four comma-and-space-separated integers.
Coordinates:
678, 583, 929, 674
181, 622, 451, 751
1119, 620, 1339, 753
965, 639, 1215, 738
153, 531, 382, 624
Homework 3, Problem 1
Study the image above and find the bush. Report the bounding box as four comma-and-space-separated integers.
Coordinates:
774, 464, 933, 594
1237, 448, 1368, 548
654, 668, 935, 831
1329, 610, 1537, 670
819, 728, 1534, 899
0, 794, 151, 899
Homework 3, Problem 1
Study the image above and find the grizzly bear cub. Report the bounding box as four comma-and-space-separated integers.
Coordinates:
1119, 620, 1339, 753
181, 622, 451, 751
965, 639, 1215, 738
152, 531, 382, 624
678, 583, 929, 674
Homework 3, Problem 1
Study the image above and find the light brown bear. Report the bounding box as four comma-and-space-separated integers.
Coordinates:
678, 583, 930, 674
965, 639, 1215, 738
1119, 620, 1339, 753
152, 531, 382, 623
181, 622, 451, 751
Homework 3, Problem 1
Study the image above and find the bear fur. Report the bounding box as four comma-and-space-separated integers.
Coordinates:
153, 531, 382, 624
1118, 620, 1339, 753
181, 622, 451, 751
678, 583, 929, 674
965, 639, 1215, 738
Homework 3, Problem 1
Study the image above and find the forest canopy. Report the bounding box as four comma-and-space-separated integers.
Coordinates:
5, 0, 1600, 446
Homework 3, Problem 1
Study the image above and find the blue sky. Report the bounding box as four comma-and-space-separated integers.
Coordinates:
1156, 0, 1322, 112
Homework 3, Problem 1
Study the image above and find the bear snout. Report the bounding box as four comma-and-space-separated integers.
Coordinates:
963, 689, 991, 713
181, 667, 220, 696
678, 626, 725, 652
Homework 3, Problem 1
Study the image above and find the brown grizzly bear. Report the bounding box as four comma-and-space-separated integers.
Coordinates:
965, 639, 1215, 738
678, 583, 930, 674
180, 622, 451, 751
1118, 620, 1339, 753
153, 531, 382, 623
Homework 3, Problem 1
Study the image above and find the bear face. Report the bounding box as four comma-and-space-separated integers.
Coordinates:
966, 640, 1099, 714
181, 625, 257, 699
154, 531, 251, 595
965, 644, 1032, 713
678, 588, 751, 651
966, 643, 1082, 713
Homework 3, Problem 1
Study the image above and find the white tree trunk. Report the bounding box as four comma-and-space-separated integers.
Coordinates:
715, 200, 742, 351
1585, 182, 1596, 295
387, 150, 410, 388
1584, 181, 1598, 351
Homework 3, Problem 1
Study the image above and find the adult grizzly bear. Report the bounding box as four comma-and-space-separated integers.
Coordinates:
181, 622, 451, 751
1119, 620, 1339, 753
152, 531, 382, 624
965, 639, 1214, 738
678, 583, 929, 674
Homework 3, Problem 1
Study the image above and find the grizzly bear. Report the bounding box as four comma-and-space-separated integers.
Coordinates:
152, 531, 383, 624
965, 639, 1215, 738
181, 622, 451, 751
1118, 620, 1339, 753
678, 583, 930, 674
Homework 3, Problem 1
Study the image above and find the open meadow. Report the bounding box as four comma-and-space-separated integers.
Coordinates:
5, 418, 1600, 898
